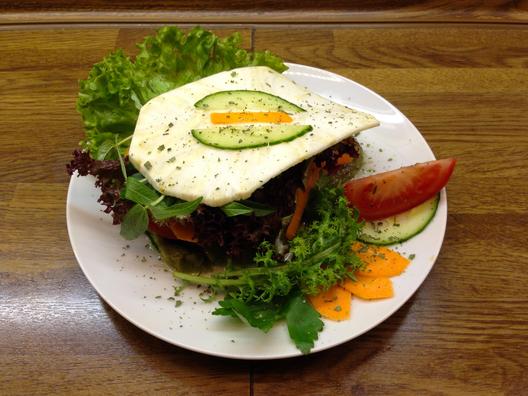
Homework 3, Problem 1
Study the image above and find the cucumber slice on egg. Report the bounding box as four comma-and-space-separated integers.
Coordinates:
194, 90, 305, 113
358, 194, 440, 245
192, 124, 313, 150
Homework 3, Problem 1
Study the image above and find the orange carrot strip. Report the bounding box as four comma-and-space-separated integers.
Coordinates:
352, 242, 410, 278
285, 188, 307, 240
168, 220, 196, 243
210, 112, 293, 124
308, 284, 351, 321
336, 153, 352, 166
285, 162, 321, 240
305, 161, 321, 190
342, 276, 394, 300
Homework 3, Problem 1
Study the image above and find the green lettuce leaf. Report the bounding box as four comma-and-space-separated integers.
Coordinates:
77, 26, 287, 157
77, 50, 140, 155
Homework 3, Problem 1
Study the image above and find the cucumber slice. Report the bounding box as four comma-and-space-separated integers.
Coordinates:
192, 125, 312, 150
194, 90, 305, 113
358, 194, 440, 245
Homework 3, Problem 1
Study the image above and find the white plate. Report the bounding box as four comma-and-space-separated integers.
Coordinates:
66, 63, 447, 360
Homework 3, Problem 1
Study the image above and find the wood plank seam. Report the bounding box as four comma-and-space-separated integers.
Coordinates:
2, 21, 528, 33
1, 10, 528, 26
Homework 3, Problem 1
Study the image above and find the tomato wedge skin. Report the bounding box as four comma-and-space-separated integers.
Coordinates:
148, 218, 197, 243
148, 219, 178, 240
344, 158, 456, 221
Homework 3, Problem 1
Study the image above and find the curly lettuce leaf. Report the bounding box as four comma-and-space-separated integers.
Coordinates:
77, 50, 140, 155
134, 27, 287, 103
77, 27, 287, 157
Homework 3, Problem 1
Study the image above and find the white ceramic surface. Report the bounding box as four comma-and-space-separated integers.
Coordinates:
66, 63, 447, 360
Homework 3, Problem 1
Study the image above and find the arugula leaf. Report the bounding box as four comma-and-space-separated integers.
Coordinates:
121, 174, 202, 228
120, 203, 149, 240
150, 197, 203, 220
221, 200, 275, 217
95, 139, 115, 160
213, 296, 287, 333
221, 202, 255, 217
213, 290, 323, 353
115, 135, 128, 180
285, 293, 324, 354
122, 175, 159, 206
77, 27, 287, 157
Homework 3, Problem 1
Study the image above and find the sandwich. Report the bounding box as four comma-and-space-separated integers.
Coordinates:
127, 66, 378, 260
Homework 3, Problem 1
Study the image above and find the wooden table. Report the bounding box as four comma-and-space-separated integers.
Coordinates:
1, 5, 528, 395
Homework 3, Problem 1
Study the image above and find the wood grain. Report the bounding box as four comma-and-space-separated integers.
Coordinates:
1, 1, 528, 24
1, 23, 528, 395
252, 25, 528, 395
0, 27, 252, 396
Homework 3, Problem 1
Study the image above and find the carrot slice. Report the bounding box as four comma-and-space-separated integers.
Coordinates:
342, 276, 394, 300
308, 284, 351, 321
168, 220, 196, 243
210, 112, 293, 124
285, 188, 307, 240
285, 162, 321, 240
352, 242, 410, 278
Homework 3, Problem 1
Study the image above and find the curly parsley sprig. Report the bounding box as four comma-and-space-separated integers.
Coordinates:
173, 186, 363, 300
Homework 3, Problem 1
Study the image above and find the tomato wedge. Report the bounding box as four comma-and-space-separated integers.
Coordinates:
344, 158, 456, 220
168, 220, 196, 243
148, 219, 177, 240
148, 219, 197, 243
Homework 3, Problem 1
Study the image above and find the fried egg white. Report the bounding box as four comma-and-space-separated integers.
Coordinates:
129, 66, 379, 207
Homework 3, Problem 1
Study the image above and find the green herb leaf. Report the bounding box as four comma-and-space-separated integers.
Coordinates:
120, 203, 149, 240
95, 139, 116, 160
285, 293, 324, 354
213, 291, 323, 354
149, 197, 203, 220
220, 202, 253, 216
221, 200, 275, 217
122, 175, 202, 220
115, 135, 128, 180
213, 297, 287, 333
122, 175, 159, 206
